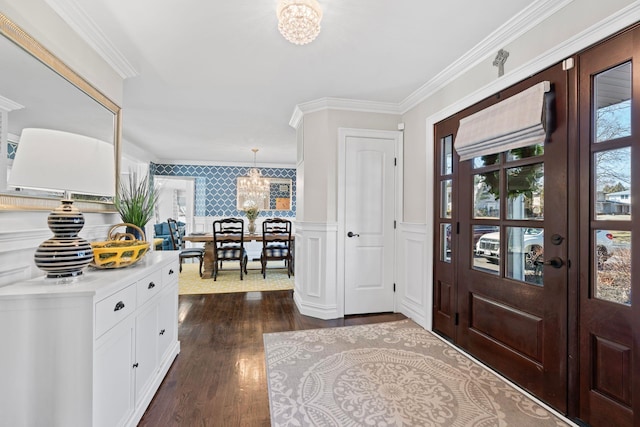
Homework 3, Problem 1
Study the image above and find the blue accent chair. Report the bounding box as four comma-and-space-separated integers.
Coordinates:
154, 221, 185, 250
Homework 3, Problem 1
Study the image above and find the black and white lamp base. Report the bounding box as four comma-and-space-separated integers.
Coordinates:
34, 199, 94, 279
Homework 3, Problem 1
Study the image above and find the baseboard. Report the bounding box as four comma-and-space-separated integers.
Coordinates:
293, 291, 340, 320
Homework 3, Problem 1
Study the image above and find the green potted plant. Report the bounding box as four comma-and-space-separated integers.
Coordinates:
114, 171, 158, 240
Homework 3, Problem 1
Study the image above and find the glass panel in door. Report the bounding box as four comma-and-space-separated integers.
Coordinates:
579, 31, 637, 426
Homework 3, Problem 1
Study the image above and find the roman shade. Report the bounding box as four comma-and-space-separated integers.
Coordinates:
454, 81, 551, 161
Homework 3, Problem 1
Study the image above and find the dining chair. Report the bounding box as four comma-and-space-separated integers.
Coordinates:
212, 217, 248, 280
167, 218, 205, 276
260, 218, 293, 278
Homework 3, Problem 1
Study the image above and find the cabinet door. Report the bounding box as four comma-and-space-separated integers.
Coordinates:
94, 319, 135, 427
135, 301, 159, 402
158, 283, 178, 363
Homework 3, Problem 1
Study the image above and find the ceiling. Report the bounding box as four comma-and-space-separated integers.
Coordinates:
48, 0, 539, 166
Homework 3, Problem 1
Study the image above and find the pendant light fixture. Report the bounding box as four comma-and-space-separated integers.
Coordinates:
237, 148, 270, 204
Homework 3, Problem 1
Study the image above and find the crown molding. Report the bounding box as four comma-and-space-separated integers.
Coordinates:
399, 0, 572, 113
289, 106, 304, 129
291, 0, 640, 120
425, 0, 640, 130
44, 0, 139, 79
0, 95, 23, 112
289, 97, 402, 129
155, 159, 296, 169
289, 0, 572, 125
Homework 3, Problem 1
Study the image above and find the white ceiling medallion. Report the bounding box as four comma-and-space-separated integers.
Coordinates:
277, 0, 323, 45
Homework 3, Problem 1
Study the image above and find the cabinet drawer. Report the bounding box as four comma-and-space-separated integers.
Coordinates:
136, 269, 163, 307
162, 262, 179, 285
95, 284, 137, 338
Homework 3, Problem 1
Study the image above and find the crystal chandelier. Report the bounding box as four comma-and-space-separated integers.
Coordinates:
238, 148, 270, 203
277, 0, 323, 45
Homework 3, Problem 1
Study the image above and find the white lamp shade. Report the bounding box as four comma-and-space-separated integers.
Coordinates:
8, 128, 116, 197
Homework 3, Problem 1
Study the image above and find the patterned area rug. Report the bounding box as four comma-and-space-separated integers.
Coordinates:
178, 261, 294, 295
264, 319, 573, 427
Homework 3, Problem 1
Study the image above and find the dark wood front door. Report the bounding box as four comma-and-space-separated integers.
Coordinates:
576, 27, 639, 427
433, 23, 640, 426
458, 64, 568, 411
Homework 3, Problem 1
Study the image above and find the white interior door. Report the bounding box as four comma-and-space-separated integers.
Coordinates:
344, 136, 396, 314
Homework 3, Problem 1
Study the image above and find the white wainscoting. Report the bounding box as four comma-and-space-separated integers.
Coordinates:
396, 222, 432, 330
293, 221, 339, 320
0, 211, 120, 287
292, 221, 432, 323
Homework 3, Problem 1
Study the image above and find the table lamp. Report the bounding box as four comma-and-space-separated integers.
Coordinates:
8, 128, 116, 278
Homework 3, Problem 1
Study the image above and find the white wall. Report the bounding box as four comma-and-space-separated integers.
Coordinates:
299, 109, 401, 223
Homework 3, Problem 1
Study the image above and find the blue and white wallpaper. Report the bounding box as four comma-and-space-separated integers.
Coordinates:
151, 162, 296, 218
7, 141, 17, 159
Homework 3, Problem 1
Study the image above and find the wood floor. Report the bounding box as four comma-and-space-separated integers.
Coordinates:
138, 290, 406, 426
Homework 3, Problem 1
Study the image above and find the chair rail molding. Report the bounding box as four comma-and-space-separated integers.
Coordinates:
0, 223, 111, 253
293, 221, 339, 319
0, 264, 31, 287
0, 219, 117, 286
396, 222, 431, 330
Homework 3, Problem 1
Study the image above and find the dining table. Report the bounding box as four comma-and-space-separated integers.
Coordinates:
183, 233, 294, 277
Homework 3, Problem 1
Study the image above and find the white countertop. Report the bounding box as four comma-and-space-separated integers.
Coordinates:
0, 251, 179, 299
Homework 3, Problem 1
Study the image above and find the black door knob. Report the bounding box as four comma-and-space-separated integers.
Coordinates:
347, 231, 360, 238
540, 257, 564, 268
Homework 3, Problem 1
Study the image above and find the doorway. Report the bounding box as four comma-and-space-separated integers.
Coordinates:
435, 63, 569, 411
432, 25, 639, 426
155, 176, 195, 234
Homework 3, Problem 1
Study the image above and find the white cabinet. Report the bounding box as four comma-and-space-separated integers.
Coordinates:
95, 316, 136, 427
134, 297, 160, 402
158, 283, 178, 363
0, 251, 180, 427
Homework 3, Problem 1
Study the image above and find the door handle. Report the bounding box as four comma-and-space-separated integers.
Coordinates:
538, 257, 564, 268
347, 231, 360, 238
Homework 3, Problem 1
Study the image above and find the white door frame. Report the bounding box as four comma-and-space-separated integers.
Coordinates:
337, 127, 403, 317
154, 176, 196, 234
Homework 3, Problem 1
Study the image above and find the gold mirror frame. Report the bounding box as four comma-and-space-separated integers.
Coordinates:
0, 12, 120, 213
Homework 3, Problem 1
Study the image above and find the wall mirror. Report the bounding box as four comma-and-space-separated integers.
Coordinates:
0, 13, 120, 212
237, 177, 292, 211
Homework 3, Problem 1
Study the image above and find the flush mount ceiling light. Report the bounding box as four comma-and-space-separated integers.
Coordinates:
277, 0, 323, 45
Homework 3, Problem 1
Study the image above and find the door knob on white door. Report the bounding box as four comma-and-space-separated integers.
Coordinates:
347, 231, 360, 238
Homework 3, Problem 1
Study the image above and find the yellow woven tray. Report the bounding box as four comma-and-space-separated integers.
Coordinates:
91, 223, 150, 269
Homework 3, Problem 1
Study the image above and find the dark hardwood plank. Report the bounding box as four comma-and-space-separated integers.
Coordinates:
138, 290, 406, 426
